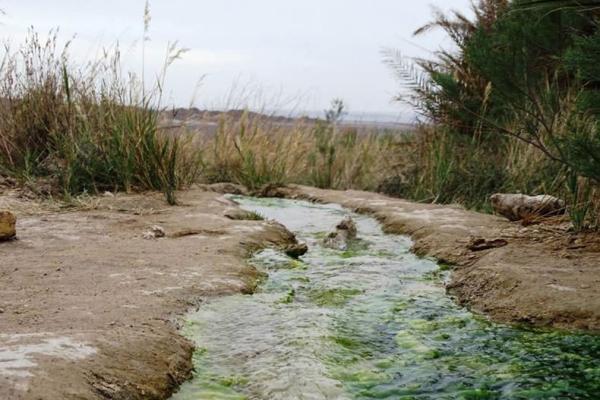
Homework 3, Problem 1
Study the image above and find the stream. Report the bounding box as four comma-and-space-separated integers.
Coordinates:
171, 197, 600, 400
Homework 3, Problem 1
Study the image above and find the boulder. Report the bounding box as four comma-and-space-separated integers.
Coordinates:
490, 193, 565, 222
323, 216, 357, 250
0, 211, 16, 241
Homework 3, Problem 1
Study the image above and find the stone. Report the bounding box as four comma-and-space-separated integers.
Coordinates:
143, 225, 166, 240
490, 193, 565, 221
255, 183, 287, 198
0, 211, 16, 241
200, 183, 248, 195
467, 238, 508, 252
284, 243, 308, 259
323, 216, 357, 250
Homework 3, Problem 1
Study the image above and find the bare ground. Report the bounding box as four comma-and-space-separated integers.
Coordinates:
0, 185, 298, 399
270, 185, 600, 332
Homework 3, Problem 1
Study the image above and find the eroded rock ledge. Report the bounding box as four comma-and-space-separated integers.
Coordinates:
270, 185, 600, 332
0, 187, 299, 400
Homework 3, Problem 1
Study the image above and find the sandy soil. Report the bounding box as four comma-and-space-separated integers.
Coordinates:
271, 185, 600, 332
0, 185, 298, 400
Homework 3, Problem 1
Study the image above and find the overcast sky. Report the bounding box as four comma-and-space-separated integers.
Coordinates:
1, 0, 471, 119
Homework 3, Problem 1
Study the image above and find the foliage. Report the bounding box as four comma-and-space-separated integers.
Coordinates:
0, 26, 201, 205
389, 0, 600, 229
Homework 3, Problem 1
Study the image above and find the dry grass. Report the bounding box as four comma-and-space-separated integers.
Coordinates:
199, 111, 405, 191
0, 29, 201, 205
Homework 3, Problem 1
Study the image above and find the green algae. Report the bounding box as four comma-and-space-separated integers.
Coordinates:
277, 287, 295, 304
309, 287, 363, 307
170, 196, 600, 400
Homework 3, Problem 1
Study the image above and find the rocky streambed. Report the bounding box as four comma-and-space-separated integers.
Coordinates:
0, 188, 300, 399
170, 196, 600, 399
1, 184, 599, 399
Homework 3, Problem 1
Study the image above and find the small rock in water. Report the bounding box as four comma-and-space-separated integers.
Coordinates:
0, 211, 17, 241
284, 242, 309, 259
143, 225, 166, 240
323, 216, 357, 250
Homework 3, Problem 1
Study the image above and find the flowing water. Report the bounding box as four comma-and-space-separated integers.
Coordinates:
171, 197, 600, 400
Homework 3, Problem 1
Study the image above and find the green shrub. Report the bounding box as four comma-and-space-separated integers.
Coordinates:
388, 0, 600, 229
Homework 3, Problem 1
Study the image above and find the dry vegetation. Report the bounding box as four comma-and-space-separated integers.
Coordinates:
0, 29, 201, 205
198, 102, 405, 191
0, 29, 406, 205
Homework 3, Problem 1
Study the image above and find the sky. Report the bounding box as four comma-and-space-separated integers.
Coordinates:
1, 0, 471, 120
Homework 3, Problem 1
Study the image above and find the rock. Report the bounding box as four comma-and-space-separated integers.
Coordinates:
255, 183, 287, 198
468, 238, 508, 252
200, 183, 248, 195
0, 211, 16, 241
490, 193, 565, 221
323, 216, 357, 250
143, 225, 166, 240
283, 243, 308, 259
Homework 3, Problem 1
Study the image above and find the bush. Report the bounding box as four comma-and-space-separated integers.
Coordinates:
389, 0, 600, 229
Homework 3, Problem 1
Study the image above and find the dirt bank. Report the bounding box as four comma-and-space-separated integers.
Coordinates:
0, 185, 298, 399
271, 185, 600, 332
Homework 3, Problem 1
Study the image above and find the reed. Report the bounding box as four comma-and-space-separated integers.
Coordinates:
199, 105, 404, 192
0, 28, 201, 205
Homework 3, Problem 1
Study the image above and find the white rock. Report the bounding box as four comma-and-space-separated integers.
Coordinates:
143, 225, 166, 240
490, 193, 565, 221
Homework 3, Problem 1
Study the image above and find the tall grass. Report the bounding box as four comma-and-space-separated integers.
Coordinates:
0, 29, 201, 204
200, 104, 403, 191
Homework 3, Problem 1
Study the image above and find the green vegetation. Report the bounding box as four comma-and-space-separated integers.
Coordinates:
243, 211, 265, 221
0, 28, 201, 205
308, 287, 363, 307
385, 0, 600, 228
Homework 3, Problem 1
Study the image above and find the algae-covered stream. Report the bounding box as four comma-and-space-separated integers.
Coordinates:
171, 197, 600, 400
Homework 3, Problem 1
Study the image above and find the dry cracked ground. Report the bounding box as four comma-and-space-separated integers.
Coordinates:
1, 183, 599, 399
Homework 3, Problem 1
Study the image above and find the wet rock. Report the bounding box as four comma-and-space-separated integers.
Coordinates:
323, 216, 357, 250
283, 242, 308, 259
0, 211, 16, 241
143, 225, 166, 240
490, 193, 565, 221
